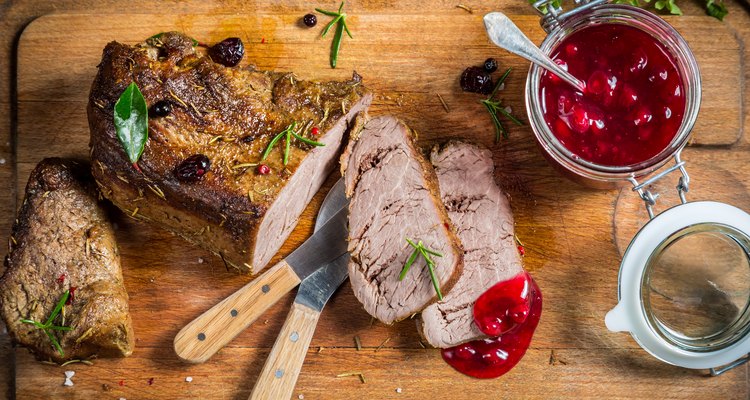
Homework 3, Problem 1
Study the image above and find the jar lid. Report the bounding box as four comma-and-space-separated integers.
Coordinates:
606, 201, 750, 370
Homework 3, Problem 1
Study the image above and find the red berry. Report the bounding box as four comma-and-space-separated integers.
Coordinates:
480, 317, 504, 337
257, 164, 271, 175
569, 105, 590, 133
510, 304, 530, 324
517, 244, 526, 256
175, 154, 211, 182
481, 348, 509, 365
311, 127, 320, 135
619, 84, 638, 108
632, 106, 653, 127
455, 344, 476, 360
587, 70, 609, 95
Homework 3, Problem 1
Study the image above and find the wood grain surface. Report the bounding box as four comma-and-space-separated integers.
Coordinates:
2, 2, 750, 399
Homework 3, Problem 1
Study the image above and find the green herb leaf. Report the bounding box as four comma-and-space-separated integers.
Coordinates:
20, 290, 72, 357
399, 248, 420, 281
705, 0, 727, 20
481, 68, 523, 141
114, 82, 149, 166
401, 238, 444, 300
317, 2, 352, 69
261, 123, 313, 166
291, 132, 326, 147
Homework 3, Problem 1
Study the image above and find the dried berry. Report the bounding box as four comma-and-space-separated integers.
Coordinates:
150, 100, 172, 117
311, 127, 320, 135
257, 164, 271, 175
209, 38, 244, 67
303, 13, 318, 27
175, 154, 211, 182
483, 58, 498, 73
460, 66, 494, 95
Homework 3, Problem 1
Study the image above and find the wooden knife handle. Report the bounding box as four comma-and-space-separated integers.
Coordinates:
250, 302, 321, 400
174, 260, 301, 363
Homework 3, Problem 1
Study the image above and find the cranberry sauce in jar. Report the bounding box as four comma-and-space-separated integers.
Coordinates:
540, 23, 685, 167
442, 273, 542, 379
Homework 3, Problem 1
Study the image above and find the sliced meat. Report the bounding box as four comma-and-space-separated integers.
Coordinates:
0, 158, 134, 362
418, 141, 523, 348
342, 116, 464, 324
88, 32, 372, 273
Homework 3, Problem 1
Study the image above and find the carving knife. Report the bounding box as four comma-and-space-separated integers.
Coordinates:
249, 183, 349, 399
174, 179, 348, 363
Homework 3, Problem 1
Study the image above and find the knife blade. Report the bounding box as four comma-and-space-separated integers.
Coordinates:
174, 180, 349, 363
250, 183, 350, 400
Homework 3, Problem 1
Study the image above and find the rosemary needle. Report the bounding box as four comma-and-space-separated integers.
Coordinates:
400, 239, 444, 300
261, 122, 325, 166
316, 2, 353, 68
481, 67, 524, 141
20, 290, 73, 357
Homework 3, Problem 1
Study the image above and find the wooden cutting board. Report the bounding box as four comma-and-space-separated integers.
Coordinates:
12, 12, 749, 399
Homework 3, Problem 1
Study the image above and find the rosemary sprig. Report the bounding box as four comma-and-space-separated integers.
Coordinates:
480, 68, 524, 141
400, 239, 444, 300
20, 291, 73, 357
261, 122, 325, 165
316, 2, 353, 68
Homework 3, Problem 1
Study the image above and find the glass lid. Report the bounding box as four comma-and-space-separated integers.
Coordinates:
606, 201, 750, 371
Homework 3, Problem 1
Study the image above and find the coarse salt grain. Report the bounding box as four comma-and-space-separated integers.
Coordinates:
298, 395, 305, 399
63, 370, 75, 386
0, 158, 6, 165
119, 398, 127, 400
396, 388, 402, 393
198, 257, 204, 264
185, 376, 193, 383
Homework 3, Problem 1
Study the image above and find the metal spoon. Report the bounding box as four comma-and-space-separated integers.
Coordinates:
483, 12, 586, 92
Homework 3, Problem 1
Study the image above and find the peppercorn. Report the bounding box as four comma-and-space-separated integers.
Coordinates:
150, 100, 172, 117
303, 13, 318, 27
209, 38, 244, 67
484, 58, 498, 73
175, 154, 211, 182
257, 164, 271, 175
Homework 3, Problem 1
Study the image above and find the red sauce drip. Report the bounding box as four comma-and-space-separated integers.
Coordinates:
540, 23, 685, 166
56, 274, 66, 284
442, 273, 542, 379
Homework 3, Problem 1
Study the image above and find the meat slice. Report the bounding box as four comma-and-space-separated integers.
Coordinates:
418, 142, 523, 348
88, 32, 372, 273
0, 158, 134, 362
342, 116, 464, 324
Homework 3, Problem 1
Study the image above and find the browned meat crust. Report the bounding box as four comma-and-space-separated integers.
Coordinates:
88, 32, 371, 273
0, 158, 134, 363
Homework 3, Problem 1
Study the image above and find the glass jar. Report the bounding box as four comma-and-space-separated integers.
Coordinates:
525, 2, 701, 189
516, 0, 750, 375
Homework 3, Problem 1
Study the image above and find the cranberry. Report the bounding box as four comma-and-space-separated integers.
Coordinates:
473, 273, 534, 337
454, 344, 476, 360
311, 127, 320, 135
483, 58, 498, 73
619, 84, 638, 108
569, 105, 590, 133
632, 105, 653, 127
303, 13, 317, 27
460, 66, 493, 94
541, 23, 686, 166
209, 38, 244, 67
175, 154, 211, 182
150, 100, 172, 117
548, 59, 568, 84
257, 164, 271, 175
442, 274, 543, 379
